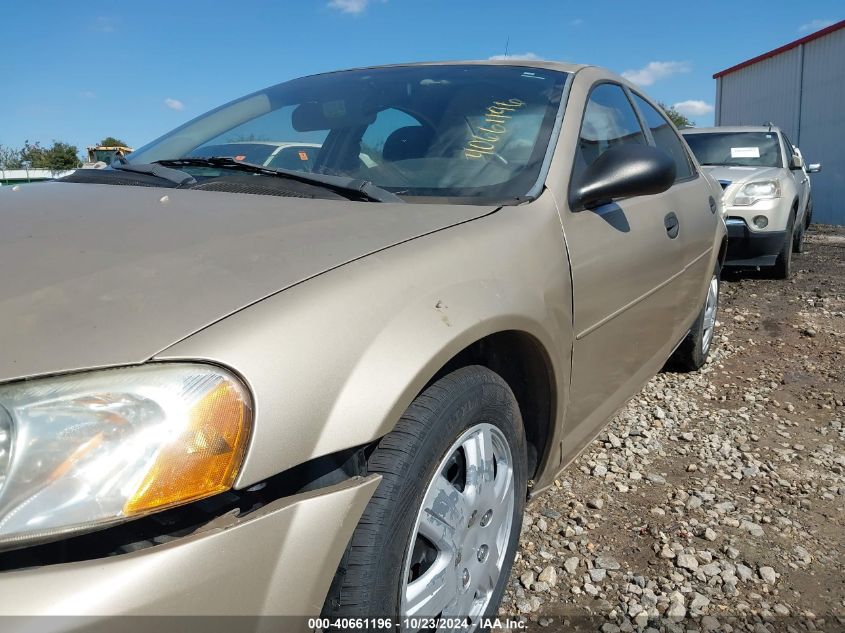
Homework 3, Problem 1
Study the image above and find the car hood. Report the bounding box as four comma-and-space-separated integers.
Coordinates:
0, 182, 495, 382
702, 165, 784, 187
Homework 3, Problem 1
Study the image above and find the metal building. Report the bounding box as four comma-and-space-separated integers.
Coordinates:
714, 20, 845, 225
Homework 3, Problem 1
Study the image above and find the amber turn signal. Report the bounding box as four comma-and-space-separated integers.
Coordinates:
124, 380, 251, 514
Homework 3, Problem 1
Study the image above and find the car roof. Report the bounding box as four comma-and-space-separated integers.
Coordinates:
680, 125, 782, 135
303, 59, 588, 78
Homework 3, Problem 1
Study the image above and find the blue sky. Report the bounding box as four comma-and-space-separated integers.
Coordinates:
1, 1, 841, 154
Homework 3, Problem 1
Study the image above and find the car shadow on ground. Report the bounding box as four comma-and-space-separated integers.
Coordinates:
719, 267, 777, 283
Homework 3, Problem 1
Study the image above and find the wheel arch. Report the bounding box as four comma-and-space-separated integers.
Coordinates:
423, 330, 557, 482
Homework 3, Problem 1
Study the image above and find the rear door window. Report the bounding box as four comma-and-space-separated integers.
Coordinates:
631, 93, 694, 181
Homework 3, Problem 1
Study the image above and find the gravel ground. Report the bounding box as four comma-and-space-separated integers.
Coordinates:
499, 224, 845, 632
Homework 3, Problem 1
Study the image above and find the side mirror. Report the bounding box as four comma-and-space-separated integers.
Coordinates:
571, 144, 676, 210
808, 163, 822, 173
789, 154, 804, 170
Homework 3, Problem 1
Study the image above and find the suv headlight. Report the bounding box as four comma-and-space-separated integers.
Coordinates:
733, 179, 781, 206
0, 363, 252, 550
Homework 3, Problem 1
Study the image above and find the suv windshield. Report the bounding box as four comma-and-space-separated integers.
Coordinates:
683, 131, 783, 168
129, 65, 568, 202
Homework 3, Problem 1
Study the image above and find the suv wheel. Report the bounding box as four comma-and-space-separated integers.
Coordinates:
771, 211, 795, 279
793, 202, 811, 254
322, 366, 527, 625
793, 221, 806, 253
805, 195, 813, 229
669, 267, 719, 371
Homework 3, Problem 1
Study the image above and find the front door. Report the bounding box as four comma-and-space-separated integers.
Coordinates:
560, 83, 686, 457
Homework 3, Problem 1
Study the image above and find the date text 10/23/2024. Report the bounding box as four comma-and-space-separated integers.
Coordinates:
308, 617, 527, 630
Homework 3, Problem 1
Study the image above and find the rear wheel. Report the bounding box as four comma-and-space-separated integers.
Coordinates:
322, 366, 527, 629
669, 267, 719, 372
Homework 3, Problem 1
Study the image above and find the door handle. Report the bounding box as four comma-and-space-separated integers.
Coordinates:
664, 212, 680, 239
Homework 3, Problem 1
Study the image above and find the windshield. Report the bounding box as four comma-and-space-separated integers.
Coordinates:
683, 131, 783, 168
129, 65, 568, 202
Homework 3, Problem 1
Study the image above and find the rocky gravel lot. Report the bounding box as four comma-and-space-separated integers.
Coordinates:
500, 225, 845, 632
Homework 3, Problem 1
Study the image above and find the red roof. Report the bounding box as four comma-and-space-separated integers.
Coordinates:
713, 19, 845, 78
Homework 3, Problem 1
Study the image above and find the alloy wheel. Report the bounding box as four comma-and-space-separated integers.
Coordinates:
702, 274, 719, 353
400, 423, 515, 630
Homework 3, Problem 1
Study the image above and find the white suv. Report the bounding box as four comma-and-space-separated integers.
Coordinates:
681, 125, 821, 278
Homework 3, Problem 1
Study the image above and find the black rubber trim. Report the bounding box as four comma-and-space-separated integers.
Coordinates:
725, 219, 786, 264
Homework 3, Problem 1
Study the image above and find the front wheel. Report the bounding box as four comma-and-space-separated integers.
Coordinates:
793, 221, 806, 253
805, 195, 813, 229
770, 211, 795, 279
322, 366, 527, 628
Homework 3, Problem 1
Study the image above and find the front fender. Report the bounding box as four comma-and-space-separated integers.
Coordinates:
156, 195, 573, 487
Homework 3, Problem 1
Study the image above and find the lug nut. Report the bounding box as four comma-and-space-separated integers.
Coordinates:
480, 509, 493, 527
462, 568, 470, 587
477, 544, 489, 563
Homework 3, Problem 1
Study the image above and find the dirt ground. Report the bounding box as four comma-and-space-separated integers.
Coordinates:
499, 224, 845, 632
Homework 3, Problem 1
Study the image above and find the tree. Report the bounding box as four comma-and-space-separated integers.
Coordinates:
20, 140, 81, 170
98, 136, 128, 147
0, 145, 22, 169
658, 102, 693, 129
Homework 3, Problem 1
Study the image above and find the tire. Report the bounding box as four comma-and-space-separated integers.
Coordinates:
322, 365, 527, 626
805, 195, 813, 229
770, 211, 795, 279
793, 220, 806, 253
669, 266, 719, 372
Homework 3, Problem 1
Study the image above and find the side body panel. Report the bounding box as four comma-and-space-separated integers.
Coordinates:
542, 68, 724, 470
661, 176, 719, 323
543, 68, 687, 461
626, 91, 720, 322
780, 132, 809, 226
783, 134, 810, 221
156, 191, 574, 490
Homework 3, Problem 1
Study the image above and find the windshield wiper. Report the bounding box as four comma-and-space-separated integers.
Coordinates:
111, 156, 197, 187
153, 157, 404, 203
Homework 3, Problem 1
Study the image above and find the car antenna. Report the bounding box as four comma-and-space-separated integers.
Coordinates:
764, 121, 774, 132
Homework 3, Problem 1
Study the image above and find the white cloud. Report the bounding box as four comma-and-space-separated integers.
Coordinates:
672, 100, 715, 117
622, 61, 691, 86
799, 18, 834, 32
78, 90, 96, 99
328, 0, 373, 13
488, 52, 543, 61
164, 98, 185, 111
570, 18, 584, 27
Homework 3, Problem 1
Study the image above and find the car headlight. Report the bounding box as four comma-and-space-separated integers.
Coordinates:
0, 363, 252, 550
733, 179, 781, 206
